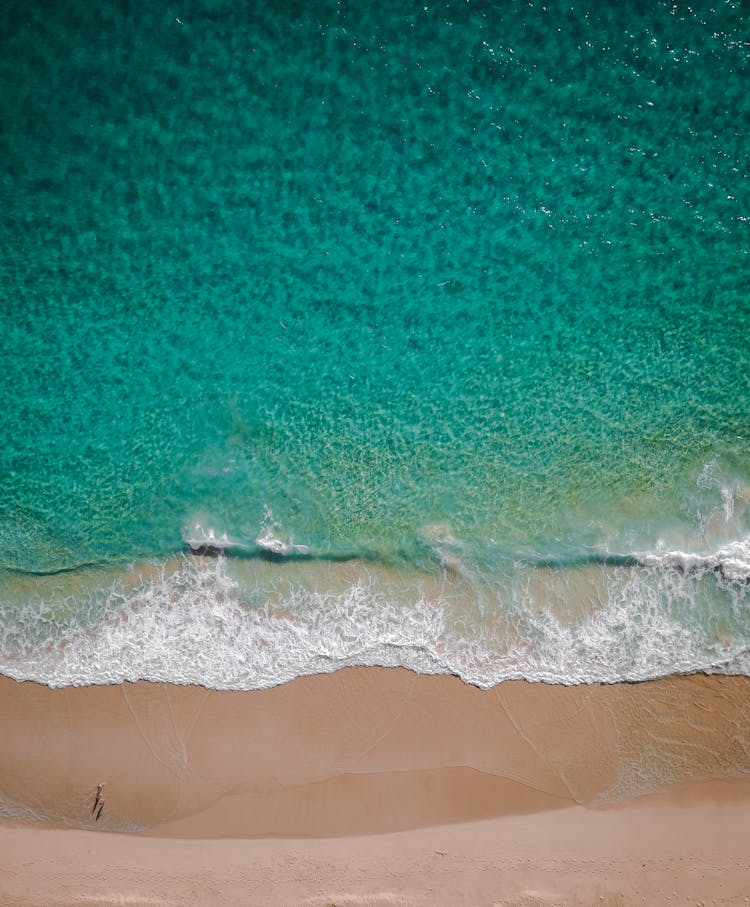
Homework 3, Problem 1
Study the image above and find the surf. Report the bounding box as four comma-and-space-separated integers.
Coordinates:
1, 532, 748, 690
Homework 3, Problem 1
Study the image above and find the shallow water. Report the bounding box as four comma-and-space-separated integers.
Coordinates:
1, 0, 749, 687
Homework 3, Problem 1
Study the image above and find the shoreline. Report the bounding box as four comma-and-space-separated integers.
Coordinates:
4, 545, 750, 690
2, 668, 750, 903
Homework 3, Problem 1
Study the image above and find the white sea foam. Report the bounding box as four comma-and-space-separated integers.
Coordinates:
255, 531, 311, 556
636, 537, 750, 584
0, 557, 449, 689
184, 508, 311, 556
1, 543, 749, 689
183, 523, 253, 554
721, 485, 735, 522
255, 505, 311, 555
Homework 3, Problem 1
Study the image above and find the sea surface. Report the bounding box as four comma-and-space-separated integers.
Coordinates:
1, 0, 749, 688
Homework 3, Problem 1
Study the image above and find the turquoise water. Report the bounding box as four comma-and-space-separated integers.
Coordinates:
1, 0, 749, 687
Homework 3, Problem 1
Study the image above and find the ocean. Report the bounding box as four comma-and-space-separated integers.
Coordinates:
1, 0, 748, 689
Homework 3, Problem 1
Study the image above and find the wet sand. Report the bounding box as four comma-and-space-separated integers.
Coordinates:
1, 669, 750, 904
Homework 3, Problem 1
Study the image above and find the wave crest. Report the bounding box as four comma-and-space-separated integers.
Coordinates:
1, 542, 749, 689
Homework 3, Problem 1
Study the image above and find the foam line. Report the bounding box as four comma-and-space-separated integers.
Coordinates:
6, 537, 750, 584
1, 544, 749, 690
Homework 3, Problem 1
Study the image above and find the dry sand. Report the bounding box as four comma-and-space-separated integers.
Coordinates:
1, 668, 750, 905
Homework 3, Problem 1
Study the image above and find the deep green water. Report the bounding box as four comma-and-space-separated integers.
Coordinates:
1, 0, 749, 687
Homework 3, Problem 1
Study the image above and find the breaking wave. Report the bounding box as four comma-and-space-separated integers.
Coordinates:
1, 535, 749, 689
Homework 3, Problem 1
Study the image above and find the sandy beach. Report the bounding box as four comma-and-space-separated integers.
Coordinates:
1, 668, 750, 905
